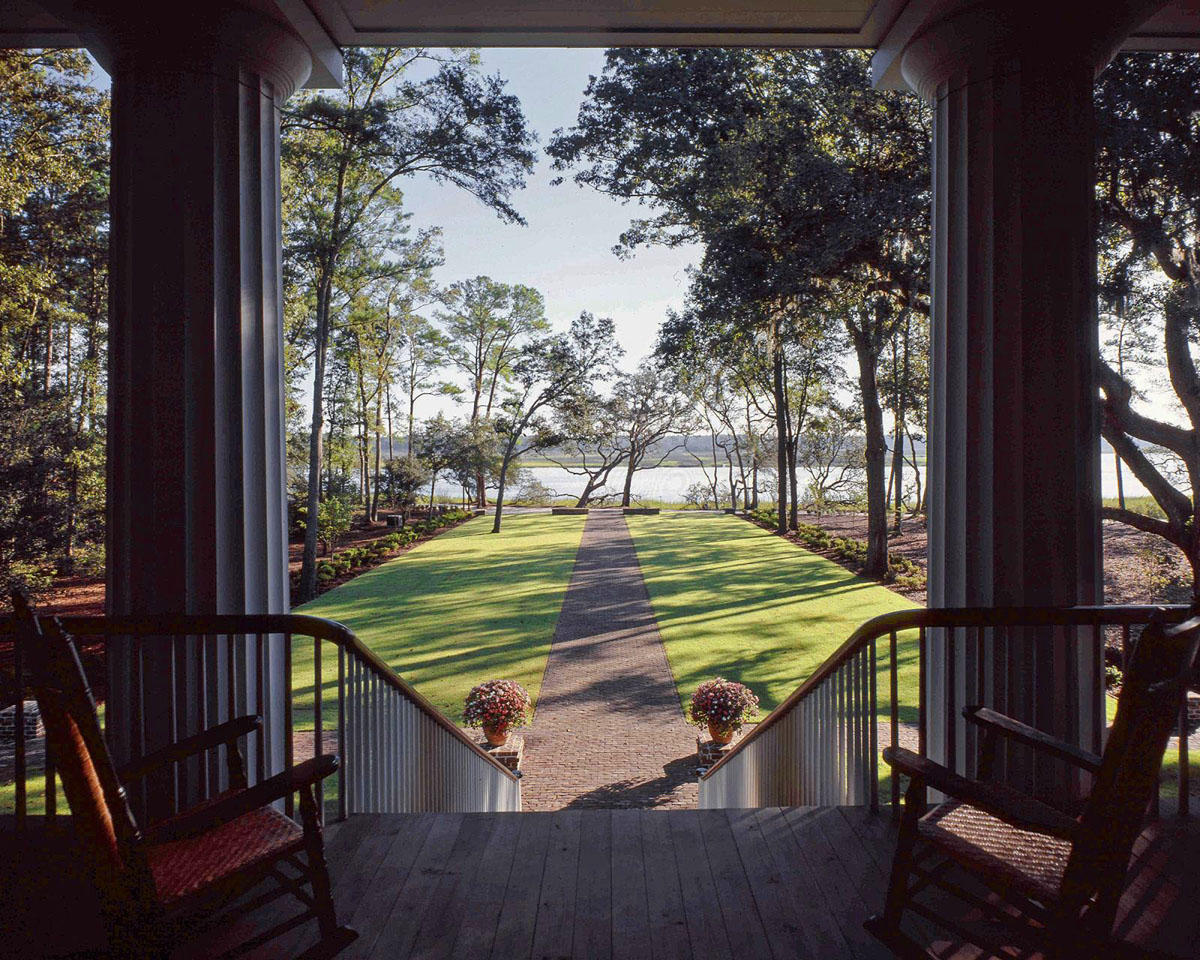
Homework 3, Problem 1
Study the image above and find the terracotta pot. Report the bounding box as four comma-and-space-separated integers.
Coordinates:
483, 722, 509, 746
708, 722, 734, 745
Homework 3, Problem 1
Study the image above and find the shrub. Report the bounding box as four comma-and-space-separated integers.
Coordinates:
462, 679, 532, 730
688, 677, 760, 734
318, 496, 354, 556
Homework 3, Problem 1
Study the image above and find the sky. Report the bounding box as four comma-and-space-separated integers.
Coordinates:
398, 48, 701, 378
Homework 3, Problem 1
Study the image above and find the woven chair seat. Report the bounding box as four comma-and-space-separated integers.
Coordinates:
146, 798, 303, 904
919, 800, 1072, 904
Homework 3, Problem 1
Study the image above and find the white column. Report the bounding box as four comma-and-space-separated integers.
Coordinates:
901, 1, 1161, 797
94, 6, 311, 807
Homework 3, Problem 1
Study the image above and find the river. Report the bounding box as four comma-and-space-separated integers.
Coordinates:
432, 457, 1149, 505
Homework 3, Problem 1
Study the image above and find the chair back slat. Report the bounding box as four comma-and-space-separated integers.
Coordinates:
1063, 613, 1200, 907
11, 595, 144, 884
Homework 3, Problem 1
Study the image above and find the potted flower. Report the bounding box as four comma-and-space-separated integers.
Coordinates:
463, 679, 532, 746
689, 677, 759, 745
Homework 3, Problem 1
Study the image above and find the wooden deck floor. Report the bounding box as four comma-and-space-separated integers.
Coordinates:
211, 807, 1199, 960
3, 807, 1197, 959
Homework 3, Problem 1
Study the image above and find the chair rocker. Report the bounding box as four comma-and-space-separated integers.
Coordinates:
866, 613, 1200, 960
11, 593, 357, 959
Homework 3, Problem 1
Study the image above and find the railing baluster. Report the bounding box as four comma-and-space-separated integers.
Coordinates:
1179, 695, 1190, 818
918, 625, 927, 761
336, 643, 345, 820
14, 634, 25, 827
255, 632, 267, 787
869, 643, 878, 812
45, 746, 56, 820
946, 625, 957, 776
890, 629, 899, 811
314, 635, 323, 819
224, 633, 234, 796
284, 631, 294, 819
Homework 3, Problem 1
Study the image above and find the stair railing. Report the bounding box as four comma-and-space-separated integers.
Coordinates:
0, 613, 520, 828
698, 605, 1193, 815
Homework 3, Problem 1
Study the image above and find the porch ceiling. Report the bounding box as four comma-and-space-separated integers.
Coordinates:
4, 0, 1200, 89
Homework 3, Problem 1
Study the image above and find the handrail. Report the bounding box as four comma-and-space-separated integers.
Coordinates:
701, 604, 1187, 783
1, 611, 520, 826
698, 604, 1193, 814
28, 614, 518, 784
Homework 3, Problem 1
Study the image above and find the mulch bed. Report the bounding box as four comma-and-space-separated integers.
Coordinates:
785, 511, 1192, 608
286, 511, 473, 605
0, 510, 476, 704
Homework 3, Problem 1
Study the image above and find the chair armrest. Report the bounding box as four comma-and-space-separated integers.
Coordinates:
118, 715, 262, 784
143, 754, 339, 845
883, 746, 1077, 840
964, 706, 1102, 774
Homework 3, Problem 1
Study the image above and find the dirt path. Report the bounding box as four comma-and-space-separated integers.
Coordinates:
520, 510, 699, 810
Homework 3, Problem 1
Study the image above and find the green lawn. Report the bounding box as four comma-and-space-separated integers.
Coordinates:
625, 512, 921, 722
292, 513, 586, 726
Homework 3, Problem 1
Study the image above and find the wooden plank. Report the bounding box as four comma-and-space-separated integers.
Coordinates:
358, 813, 465, 959
694, 810, 773, 960
244, 813, 391, 960
668, 811, 734, 960
531, 809, 584, 960
450, 813, 525, 960
834, 806, 894, 878
610, 808, 652, 959
340, 813, 438, 958
727, 808, 844, 959
409, 813, 499, 960
572, 810, 613, 960
779, 807, 891, 959
639, 810, 691, 960
490, 811, 554, 960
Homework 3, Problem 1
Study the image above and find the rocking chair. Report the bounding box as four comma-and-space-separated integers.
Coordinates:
11, 593, 357, 959
866, 612, 1200, 960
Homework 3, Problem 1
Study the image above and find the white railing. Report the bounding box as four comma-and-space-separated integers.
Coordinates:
699, 605, 1192, 814
1, 613, 520, 826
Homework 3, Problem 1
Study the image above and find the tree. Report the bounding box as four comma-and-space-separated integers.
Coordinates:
285, 48, 535, 603
440, 276, 548, 506
1094, 52, 1200, 593
415, 414, 460, 510
384, 457, 429, 523
551, 48, 930, 576
0, 50, 109, 595
448, 418, 503, 505
340, 227, 442, 521
611, 363, 692, 507
491, 313, 620, 532
397, 312, 455, 459
545, 390, 630, 507
798, 403, 866, 515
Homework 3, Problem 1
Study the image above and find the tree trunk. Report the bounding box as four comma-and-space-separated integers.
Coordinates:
772, 334, 788, 534
621, 451, 637, 507
852, 328, 889, 579
44, 319, 53, 395
371, 428, 382, 521
892, 418, 905, 534
492, 448, 516, 533
787, 435, 799, 529
298, 279, 333, 603
1114, 447, 1125, 511
907, 428, 924, 515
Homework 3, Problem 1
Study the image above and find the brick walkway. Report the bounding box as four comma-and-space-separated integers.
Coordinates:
520, 510, 699, 810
